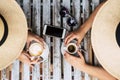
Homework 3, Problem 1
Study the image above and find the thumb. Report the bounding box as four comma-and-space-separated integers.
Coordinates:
77, 38, 83, 46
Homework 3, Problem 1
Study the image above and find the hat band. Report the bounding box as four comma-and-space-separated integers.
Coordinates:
0, 14, 8, 46
116, 22, 120, 47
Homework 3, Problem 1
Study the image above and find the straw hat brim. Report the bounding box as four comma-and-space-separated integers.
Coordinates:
0, 0, 27, 70
91, 0, 120, 79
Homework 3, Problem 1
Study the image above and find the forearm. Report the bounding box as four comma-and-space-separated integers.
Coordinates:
81, 64, 116, 80
78, 1, 107, 35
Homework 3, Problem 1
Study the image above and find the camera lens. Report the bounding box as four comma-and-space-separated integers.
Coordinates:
59, 6, 69, 17
67, 17, 77, 26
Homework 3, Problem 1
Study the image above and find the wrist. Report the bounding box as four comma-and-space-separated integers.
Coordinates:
78, 20, 92, 34
79, 63, 88, 72
78, 25, 86, 35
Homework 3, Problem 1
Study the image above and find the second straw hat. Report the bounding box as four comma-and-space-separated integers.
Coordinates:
91, 0, 120, 79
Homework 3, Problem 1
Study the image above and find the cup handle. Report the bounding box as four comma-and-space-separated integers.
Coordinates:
30, 56, 44, 63
38, 56, 44, 62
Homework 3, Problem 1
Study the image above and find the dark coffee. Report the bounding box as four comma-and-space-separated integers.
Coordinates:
68, 45, 76, 53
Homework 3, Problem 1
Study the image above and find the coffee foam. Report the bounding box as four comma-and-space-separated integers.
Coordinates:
29, 43, 43, 56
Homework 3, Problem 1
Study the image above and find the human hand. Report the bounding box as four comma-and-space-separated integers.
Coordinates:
18, 51, 39, 68
27, 31, 45, 49
64, 50, 86, 71
64, 29, 84, 46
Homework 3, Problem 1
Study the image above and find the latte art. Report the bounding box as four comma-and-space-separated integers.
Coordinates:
29, 42, 43, 56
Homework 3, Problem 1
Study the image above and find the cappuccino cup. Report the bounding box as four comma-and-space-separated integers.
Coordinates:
28, 40, 44, 61
29, 40, 43, 57
66, 42, 78, 54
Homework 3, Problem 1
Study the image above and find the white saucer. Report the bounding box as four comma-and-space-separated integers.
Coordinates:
61, 42, 66, 55
40, 42, 50, 62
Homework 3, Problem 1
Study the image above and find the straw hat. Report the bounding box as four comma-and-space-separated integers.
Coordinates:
91, 0, 120, 79
0, 0, 27, 70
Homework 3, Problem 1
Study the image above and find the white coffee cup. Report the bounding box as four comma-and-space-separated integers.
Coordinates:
66, 42, 78, 54
27, 40, 50, 62
28, 40, 44, 61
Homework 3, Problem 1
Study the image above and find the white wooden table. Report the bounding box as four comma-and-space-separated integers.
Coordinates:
0, 0, 102, 80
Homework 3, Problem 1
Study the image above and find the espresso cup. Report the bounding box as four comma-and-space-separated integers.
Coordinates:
66, 42, 78, 54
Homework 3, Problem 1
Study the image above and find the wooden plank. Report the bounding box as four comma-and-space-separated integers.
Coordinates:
52, 0, 62, 80
84, 73, 91, 80
81, 0, 90, 20
72, 0, 81, 23
32, 0, 41, 34
74, 70, 82, 80
22, 0, 31, 80
32, 64, 40, 80
22, 64, 30, 80
1, 69, 8, 80
62, 0, 73, 80
62, 0, 71, 31
91, 0, 100, 80
52, 38, 61, 80
6, 66, 12, 80
63, 61, 72, 80
11, 60, 20, 80
42, 0, 51, 80
32, 0, 41, 80
91, 0, 100, 67
91, 0, 100, 11
72, 0, 81, 29
31, 0, 41, 80
0, 66, 11, 80
82, 0, 90, 66
23, 0, 31, 27
72, 0, 82, 80
81, 0, 92, 80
